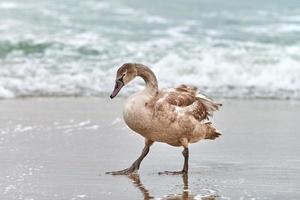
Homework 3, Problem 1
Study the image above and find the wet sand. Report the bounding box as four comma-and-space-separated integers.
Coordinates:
0, 98, 300, 199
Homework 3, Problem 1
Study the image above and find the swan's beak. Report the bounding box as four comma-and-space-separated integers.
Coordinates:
110, 79, 124, 99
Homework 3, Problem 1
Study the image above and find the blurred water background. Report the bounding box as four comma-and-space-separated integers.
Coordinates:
0, 0, 300, 99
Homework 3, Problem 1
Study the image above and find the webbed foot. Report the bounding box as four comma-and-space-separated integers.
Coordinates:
158, 170, 187, 175
106, 166, 138, 175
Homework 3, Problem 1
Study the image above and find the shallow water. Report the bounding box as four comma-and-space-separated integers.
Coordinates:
1, 0, 300, 99
0, 98, 299, 199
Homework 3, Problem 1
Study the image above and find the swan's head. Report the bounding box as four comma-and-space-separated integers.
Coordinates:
110, 63, 137, 99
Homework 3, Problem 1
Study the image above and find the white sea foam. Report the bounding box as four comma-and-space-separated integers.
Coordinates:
84, 1, 110, 10
0, 86, 15, 98
278, 24, 300, 32
4, 185, 16, 194
153, 52, 300, 99
0, 46, 300, 99
0, 2, 18, 9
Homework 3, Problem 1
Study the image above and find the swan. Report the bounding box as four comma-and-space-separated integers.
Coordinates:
106, 63, 222, 175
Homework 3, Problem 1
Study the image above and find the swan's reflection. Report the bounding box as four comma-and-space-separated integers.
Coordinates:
128, 174, 154, 200
127, 173, 217, 200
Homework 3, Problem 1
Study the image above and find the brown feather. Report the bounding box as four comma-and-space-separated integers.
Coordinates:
153, 84, 222, 121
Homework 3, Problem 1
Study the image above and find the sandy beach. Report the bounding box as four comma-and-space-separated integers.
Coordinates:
0, 97, 299, 199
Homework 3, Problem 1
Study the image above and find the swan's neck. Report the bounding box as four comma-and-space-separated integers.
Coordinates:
136, 64, 158, 96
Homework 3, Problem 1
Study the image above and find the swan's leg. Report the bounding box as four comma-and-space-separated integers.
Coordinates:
106, 139, 154, 175
159, 138, 189, 175
182, 147, 189, 172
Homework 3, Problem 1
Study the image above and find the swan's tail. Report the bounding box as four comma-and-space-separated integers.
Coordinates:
203, 122, 222, 140
205, 129, 222, 140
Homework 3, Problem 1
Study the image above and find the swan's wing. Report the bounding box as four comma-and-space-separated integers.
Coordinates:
161, 84, 222, 121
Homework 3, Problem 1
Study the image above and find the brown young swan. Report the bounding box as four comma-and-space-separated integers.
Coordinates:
107, 63, 222, 175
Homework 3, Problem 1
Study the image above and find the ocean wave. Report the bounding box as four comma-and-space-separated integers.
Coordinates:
1, 46, 299, 99
153, 53, 300, 99
0, 41, 51, 57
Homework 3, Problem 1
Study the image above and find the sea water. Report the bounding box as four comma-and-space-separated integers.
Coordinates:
0, 0, 300, 99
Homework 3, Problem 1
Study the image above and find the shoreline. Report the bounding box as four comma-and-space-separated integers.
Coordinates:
1, 95, 300, 101
0, 97, 299, 199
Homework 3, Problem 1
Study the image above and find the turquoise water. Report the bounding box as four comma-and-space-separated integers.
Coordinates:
0, 0, 300, 99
